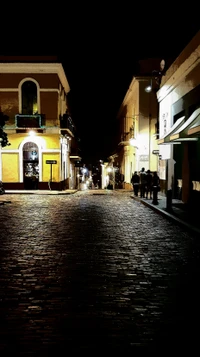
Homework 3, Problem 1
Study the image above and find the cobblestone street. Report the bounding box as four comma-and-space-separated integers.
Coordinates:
0, 190, 200, 355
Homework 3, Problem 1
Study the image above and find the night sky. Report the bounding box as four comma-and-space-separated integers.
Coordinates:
1, 6, 199, 165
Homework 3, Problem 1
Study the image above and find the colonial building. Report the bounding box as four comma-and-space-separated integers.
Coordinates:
0, 56, 81, 190
110, 72, 160, 190
157, 30, 200, 204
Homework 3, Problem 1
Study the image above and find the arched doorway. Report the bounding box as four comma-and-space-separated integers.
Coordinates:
23, 142, 39, 189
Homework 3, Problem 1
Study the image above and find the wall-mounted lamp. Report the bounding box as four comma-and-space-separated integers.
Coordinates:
65, 135, 71, 140
129, 137, 138, 148
129, 125, 138, 147
145, 79, 153, 93
28, 130, 36, 137
144, 60, 165, 93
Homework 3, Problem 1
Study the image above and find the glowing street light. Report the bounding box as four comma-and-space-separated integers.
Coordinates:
106, 166, 115, 190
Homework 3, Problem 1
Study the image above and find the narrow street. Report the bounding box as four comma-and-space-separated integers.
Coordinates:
0, 190, 199, 355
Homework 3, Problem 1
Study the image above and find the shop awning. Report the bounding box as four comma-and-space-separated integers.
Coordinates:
169, 107, 200, 142
157, 116, 185, 145
187, 111, 200, 136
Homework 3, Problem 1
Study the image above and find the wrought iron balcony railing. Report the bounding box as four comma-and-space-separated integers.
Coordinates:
15, 114, 45, 128
119, 131, 132, 145
70, 148, 81, 159
60, 114, 76, 136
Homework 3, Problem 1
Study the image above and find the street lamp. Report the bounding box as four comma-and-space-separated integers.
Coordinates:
129, 137, 138, 148
119, 115, 139, 187
144, 60, 165, 169
144, 60, 165, 93
107, 166, 115, 190
129, 125, 138, 148
121, 116, 139, 149
145, 79, 153, 93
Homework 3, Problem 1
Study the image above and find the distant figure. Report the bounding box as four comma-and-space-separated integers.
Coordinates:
145, 170, 152, 199
152, 171, 160, 205
139, 167, 147, 198
131, 171, 140, 196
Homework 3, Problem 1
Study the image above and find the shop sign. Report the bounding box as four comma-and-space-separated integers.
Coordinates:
46, 160, 57, 164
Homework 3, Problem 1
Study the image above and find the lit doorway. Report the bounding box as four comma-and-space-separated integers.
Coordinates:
23, 142, 39, 189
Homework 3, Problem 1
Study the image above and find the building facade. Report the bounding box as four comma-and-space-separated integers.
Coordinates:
112, 75, 159, 190
0, 56, 81, 190
157, 30, 200, 204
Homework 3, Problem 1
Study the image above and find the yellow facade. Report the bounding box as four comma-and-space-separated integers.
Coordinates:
114, 75, 159, 190
42, 154, 60, 182
0, 58, 80, 190
2, 153, 18, 182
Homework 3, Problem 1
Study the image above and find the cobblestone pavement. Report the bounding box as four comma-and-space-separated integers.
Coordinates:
0, 190, 200, 355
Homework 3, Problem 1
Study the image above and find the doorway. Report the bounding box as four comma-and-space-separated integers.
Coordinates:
23, 142, 39, 189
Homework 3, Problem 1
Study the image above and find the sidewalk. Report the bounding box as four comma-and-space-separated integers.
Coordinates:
0, 189, 78, 205
3, 189, 78, 195
131, 193, 200, 236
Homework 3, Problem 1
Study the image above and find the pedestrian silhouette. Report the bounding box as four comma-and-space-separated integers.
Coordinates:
131, 171, 140, 196
145, 170, 152, 199
152, 171, 160, 205
139, 167, 147, 198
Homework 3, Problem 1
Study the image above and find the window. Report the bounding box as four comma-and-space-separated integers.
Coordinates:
22, 81, 38, 115
23, 141, 38, 162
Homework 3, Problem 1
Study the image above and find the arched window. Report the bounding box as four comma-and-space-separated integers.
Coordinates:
22, 81, 38, 115
23, 141, 39, 162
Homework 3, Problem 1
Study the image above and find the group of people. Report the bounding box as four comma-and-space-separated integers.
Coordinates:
131, 167, 160, 201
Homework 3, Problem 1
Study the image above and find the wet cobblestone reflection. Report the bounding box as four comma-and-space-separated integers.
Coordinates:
0, 191, 200, 354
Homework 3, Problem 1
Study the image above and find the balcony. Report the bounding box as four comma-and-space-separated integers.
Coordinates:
60, 114, 76, 137
70, 146, 81, 159
70, 138, 81, 160
119, 132, 132, 146
119, 124, 135, 146
15, 114, 45, 129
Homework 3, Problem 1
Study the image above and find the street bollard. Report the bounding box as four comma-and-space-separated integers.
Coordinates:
152, 186, 158, 205
166, 189, 173, 211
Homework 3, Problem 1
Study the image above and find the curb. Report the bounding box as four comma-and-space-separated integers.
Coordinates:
131, 195, 200, 236
0, 200, 12, 205
4, 190, 78, 195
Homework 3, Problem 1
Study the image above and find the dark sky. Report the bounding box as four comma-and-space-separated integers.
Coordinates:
1, 6, 199, 165
57, 9, 199, 164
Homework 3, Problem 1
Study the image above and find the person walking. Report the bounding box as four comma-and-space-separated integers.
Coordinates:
139, 167, 147, 198
152, 171, 160, 205
145, 170, 152, 199
131, 171, 140, 196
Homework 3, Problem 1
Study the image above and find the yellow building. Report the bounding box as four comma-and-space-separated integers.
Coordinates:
113, 74, 160, 190
0, 56, 81, 190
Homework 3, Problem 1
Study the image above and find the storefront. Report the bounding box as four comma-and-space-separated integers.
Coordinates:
157, 31, 200, 204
